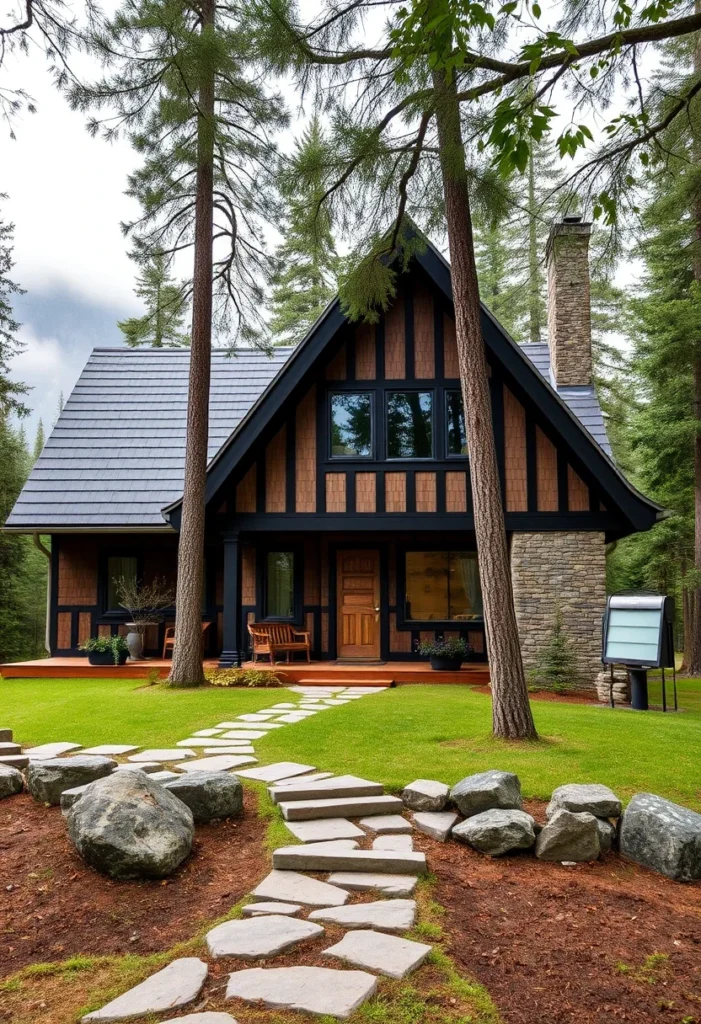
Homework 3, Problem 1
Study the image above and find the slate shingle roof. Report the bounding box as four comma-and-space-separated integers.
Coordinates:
6, 341, 612, 531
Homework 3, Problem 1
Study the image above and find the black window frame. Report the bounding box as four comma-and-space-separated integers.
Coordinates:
445, 389, 468, 459
257, 543, 304, 624
99, 551, 142, 618
328, 390, 375, 460
396, 544, 484, 629
385, 388, 435, 461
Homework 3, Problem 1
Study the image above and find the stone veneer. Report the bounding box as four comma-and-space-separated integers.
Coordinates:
511, 531, 606, 690
546, 220, 592, 386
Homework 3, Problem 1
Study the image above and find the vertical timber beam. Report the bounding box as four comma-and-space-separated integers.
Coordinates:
219, 532, 243, 667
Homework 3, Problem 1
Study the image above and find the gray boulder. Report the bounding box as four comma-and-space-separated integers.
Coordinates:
26, 756, 116, 806
619, 793, 701, 882
450, 770, 522, 818
0, 764, 23, 799
164, 772, 243, 824
66, 771, 194, 879
452, 808, 536, 857
547, 783, 622, 820
402, 779, 449, 813
535, 809, 600, 862
597, 818, 616, 854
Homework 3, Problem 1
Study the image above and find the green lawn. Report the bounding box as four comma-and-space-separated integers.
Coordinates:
3, 674, 701, 809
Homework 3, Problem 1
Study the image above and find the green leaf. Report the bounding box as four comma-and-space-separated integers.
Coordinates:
532, 2, 541, 16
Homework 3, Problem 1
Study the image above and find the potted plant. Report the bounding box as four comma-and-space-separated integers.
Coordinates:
80, 635, 130, 666
418, 636, 471, 671
113, 575, 175, 661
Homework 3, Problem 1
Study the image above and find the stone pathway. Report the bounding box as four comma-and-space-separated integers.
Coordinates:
7, 682, 443, 1021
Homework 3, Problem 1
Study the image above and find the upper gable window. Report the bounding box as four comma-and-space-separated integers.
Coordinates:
106, 556, 138, 612
386, 391, 433, 459
330, 393, 372, 458
446, 390, 468, 456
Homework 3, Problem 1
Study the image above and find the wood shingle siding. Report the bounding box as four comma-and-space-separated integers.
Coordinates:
413, 284, 435, 378
504, 388, 527, 512
355, 472, 377, 513
242, 545, 256, 605
236, 464, 256, 513
446, 471, 468, 512
385, 472, 407, 512
355, 323, 376, 380
58, 542, 98, 605
385, 290, 405, 379
295, 386, 317, 513
326, 344, 346, 380
443, 313, 459, 379
325, 473, 347, 513
265, 425, 286, 513
536, 427, 559, 512
415, 472, 437, 512
568, 465, 590, 512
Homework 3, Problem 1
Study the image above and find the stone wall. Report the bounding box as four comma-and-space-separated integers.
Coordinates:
546, 220, 592, 387
511, 531, 606, 690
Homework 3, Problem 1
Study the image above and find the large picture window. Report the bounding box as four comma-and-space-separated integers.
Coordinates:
387, 392, 433, 459
265, 551, 295, 619
330, 393, 372, 457
446, 390, 467, 456
405, 551, 482, 622
106, 555, 138, 612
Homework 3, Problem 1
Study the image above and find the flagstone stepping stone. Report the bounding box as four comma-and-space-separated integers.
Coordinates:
320, 700, 351, 706
270, 703, 298, 710
67, 772, 194, 880
547, 783, 622, 820
280, 795, 402, 821
413, 811, 459, 842
236, 762, 316, 783
192, 729, 225, 737
162, 1015, 236, 1024
322, 930, 431, 980
0, 764, 24, 799
272, 846, 427, 875
238, 713, 277, 721
82, 957, 207, 1021
269, 775, 383, 803
0, 729, 12, 741
147, 770, 181, 782
402, 779, 450, 812
204, 746, 255, 755
216, 731, 271, 741
24, 742, 82, 759
60, 783, 92, 810
0, 754, 29, 769
451, 770, 522, 818
27, 755, 117, 806
252, 870, 349, 907
328, 872, 418, 896
372, 835, 414, 851
359, 813, 412, 833
273, 772, 334, 788
224, 966, 377, 1019
180, 738, 255, 747
0, 742, 23, 756
223, 722, 284, 730
165, 772, 243, 823
206, 914, 324, 959
129, 749, 195, 763
177, 755, 257, 773
243, 902, 302, 917
309, 898, 416, 933
82, 745, 139, 756
454, 808, 536, 856
284, 818, 366, 843
113, 762, 161, 773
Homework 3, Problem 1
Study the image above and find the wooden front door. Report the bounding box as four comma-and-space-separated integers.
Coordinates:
337, 550, 381, 659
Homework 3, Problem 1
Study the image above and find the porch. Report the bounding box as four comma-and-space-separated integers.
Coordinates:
0, 655, 490, 685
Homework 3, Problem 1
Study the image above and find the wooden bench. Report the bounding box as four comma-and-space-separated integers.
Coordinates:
248, 623, 312, 664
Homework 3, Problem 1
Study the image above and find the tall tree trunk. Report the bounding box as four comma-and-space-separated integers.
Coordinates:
167, 0, 215, 687
527, 149, 541, 344
681, 580, 691, 673
688, 6, 701, 677
432, 69, 537, 740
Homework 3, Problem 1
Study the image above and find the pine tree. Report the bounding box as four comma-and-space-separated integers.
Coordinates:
118, 254, 190, 347
33, 419, 45, 461
269, 118, 338, 345
0, 199, 28, 417
0, 419, 31, 662
72, 0, 287, 686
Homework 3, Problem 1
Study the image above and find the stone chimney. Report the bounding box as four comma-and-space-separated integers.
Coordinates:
545, 216, 592, 386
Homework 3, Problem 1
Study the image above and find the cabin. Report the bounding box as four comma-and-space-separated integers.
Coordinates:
4, 219, 662, 688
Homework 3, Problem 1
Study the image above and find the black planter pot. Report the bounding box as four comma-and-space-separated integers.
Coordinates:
87, 650, 128, 667
429, 655, 463, 671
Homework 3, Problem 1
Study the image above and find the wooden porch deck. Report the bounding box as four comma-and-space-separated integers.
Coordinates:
0, 656, 490, 686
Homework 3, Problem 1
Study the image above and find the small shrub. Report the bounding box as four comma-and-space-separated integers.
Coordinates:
79, 635, 129, 665
527, 605, 577, 693
417, 636, 471, 659
205, 667, 282, 688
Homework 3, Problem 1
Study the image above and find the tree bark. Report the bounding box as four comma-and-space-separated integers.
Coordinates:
527, 148, 541, 344
432, 69, 537, 739
166, 0, 215, 687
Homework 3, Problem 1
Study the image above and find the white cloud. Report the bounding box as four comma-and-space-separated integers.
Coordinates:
11, 324, 88, 437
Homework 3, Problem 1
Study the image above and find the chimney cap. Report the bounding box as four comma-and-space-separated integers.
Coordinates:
562, 214, 583, 224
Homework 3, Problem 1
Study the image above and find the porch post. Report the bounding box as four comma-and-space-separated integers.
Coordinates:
219, 532, 243, 667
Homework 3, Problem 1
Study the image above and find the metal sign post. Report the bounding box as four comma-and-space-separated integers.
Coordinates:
601, 593, 676, 711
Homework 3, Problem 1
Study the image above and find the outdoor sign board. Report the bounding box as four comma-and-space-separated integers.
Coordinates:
602, 594, 674, 669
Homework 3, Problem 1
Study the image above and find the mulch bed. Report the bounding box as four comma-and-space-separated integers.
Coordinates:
0, 789, 266, 979
422, 800, 701, 1024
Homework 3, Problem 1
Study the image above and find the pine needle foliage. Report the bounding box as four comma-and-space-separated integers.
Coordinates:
528, 604, 578, 694
70, 0, 288, 345
119, 254, 190, 348
0, 198, 28, 417
270, 117, 338, 345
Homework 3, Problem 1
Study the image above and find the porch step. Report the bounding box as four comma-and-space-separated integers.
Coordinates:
279, 794, 403, 821
269, 775, 384, 804
0, 743, 21, 756
272, 845, 427, 875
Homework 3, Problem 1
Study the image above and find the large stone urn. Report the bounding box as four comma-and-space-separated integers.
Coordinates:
126, 623, 156, 661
